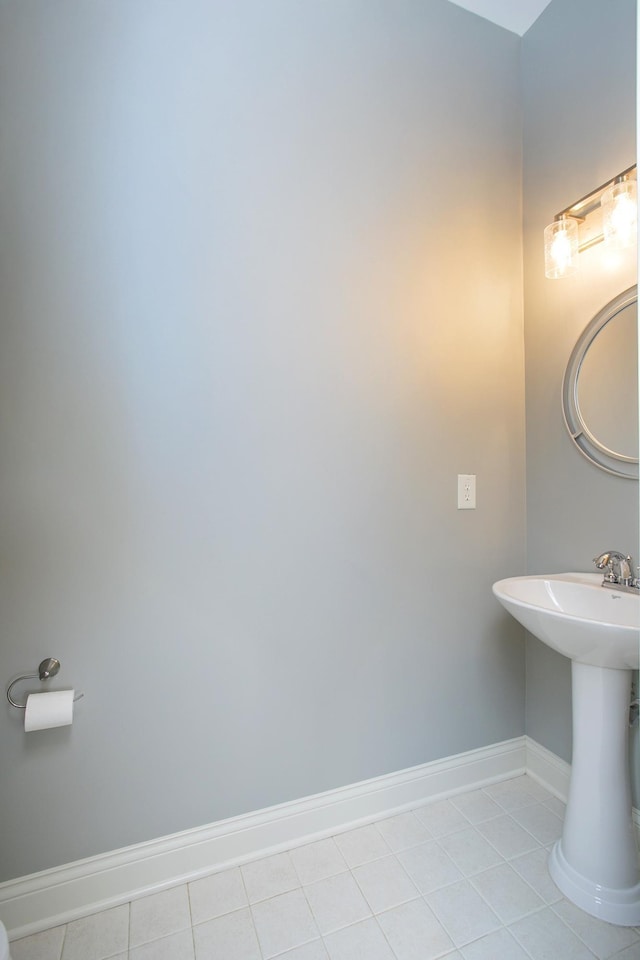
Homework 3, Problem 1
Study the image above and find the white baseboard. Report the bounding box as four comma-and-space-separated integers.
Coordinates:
2, 734, 637, 941
524, 735, 571, 799
0, 737, 526, 939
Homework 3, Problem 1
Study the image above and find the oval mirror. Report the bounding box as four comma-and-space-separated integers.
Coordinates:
562, 285, 638, 480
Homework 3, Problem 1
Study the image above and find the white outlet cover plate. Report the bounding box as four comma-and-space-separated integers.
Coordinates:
458, 474, 476, 509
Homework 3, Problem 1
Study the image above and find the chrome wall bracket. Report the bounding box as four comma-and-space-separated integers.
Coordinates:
6, 658, 83, 709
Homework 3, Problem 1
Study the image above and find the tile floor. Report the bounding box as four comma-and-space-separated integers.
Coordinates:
9, 776, 640, 960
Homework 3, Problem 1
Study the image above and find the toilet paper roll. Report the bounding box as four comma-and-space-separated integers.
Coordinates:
24, 690, 75, 732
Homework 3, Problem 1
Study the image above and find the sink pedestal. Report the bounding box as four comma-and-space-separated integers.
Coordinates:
548, 662, 640, 925
492, 573, 640, 924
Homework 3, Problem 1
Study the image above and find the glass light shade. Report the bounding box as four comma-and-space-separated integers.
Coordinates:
601, 179, 637, 248
544, 217, 579, 279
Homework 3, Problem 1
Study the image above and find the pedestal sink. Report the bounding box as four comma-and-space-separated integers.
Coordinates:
493, 572, 640, 925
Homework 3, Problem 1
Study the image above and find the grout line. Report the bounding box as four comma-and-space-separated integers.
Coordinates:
185, 881, 197, 960
548, 901, 597, 955
58, 922, 67, 960
296, 876, 323, 957
503, 918, 541, 960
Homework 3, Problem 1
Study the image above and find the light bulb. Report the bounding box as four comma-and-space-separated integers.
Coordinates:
544, 217, 579, 279
601, 179, 637, 248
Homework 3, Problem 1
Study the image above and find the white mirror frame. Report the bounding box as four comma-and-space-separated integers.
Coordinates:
561, 285, 638, 480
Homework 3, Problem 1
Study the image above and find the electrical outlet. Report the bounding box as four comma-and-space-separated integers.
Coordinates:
457, 474, 476, 509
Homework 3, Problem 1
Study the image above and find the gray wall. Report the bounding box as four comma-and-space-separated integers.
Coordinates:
0, 0, 525, 881
522, 0, 638, 774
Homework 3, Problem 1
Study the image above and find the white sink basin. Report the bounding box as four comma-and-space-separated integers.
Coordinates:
492, 572, 639, 669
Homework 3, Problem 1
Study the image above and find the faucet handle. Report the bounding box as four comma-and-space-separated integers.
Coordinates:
619, 556, 633, 584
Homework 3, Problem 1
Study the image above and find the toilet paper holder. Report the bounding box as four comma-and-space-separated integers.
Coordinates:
6, 658, 84, 709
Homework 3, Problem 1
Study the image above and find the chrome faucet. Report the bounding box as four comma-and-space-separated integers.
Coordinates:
593, 551, 638, 590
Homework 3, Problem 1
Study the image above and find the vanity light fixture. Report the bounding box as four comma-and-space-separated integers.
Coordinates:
601, 177, 637, 248
544, 164, 637, 279
544, 216, 579, 279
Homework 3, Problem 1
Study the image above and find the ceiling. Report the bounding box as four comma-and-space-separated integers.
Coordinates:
447, 0, 554, 36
